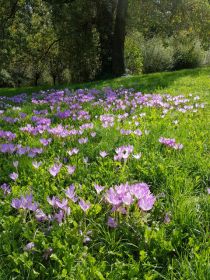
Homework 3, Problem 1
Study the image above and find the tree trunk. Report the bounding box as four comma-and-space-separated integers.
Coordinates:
96, 0, 114, 78
53, 75, 56, 86
34, 73, 40, 86
112, 0, 128, 77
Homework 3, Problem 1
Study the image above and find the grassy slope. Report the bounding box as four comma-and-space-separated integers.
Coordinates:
0, 67, 210, 97
0, 67, 209, 279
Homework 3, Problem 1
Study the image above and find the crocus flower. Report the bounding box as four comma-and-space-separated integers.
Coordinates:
138, 194, 156, 211
164, 213, 171, 224
35, 209, 48, 222
78, 137, 88, 144
66, 165, 76, 175
67, 148, 79, 156
13, 161, 19, 168
114, 145, 134, 161
79, 199, 91, 212
24, 242, 35, 252
9, 172, 18, 181
94, 184, 104, 194
99, 151, 108, 158
132, 153, 142, 159
32, 161, 42, 169
107, 217, 118, 228
54, 210, 64, 224
49, 163, 62, 177
65, 185, 77, 202
0, 183, 11, 195
90, 132, 96, 137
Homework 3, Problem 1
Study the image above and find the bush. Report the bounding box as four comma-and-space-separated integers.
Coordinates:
125, 33, 143, 74
172, 34, 204, 70
142, 37, 174, 73
0, 69, 14, 87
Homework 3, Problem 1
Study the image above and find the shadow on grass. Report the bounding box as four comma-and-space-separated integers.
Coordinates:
0, 67, 209, 96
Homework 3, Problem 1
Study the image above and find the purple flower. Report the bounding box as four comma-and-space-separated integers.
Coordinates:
94, 184, 104, 194
40, 138, 52, 146
99, 151, 108, 158
67, 148, 79, 156
129, 183, 150, 199
66, 165, 76, 175
32, 161, 42, 169
207, 188, 210, 195
0, 183, 11, 195
11, 193, 38, 211
100, 114, 114, 128
9, 172, 18, 181
54, 210, 64, 224
65, 185, 77, 202
106, 188, 121, 206
78, 137, 88, 144
114, 145, 134, 161
79, 199, 91, 212
138, 194, 156, 211
47, 196, 58, 207
159, 137, 183, 150
107, 217, 118, 228
90, 132, 96, 137
49, 163, 62, 177
35, 209, 48, 222
24, 242, 35, 252
164, 213, 171, 224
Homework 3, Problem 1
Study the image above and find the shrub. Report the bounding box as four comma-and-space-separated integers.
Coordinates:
0, 69, 14, 87
125, 33, 143, 74
172, 34, 204, 70
142, 37, 174, 73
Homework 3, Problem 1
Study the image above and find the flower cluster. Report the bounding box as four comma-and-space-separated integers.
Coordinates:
114, 145, 134, 161
106, 182, 156, 212
0, 130, 16, 141
159, 137, 183, 150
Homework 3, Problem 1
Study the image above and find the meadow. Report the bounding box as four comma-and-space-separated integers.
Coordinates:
0, 67, 209, 280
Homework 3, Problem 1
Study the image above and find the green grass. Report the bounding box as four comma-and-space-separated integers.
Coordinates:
0, 67, 209, 279
0, 67, 210, 97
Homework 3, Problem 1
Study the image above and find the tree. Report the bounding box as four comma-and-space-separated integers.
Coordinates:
112, 0, 128, 76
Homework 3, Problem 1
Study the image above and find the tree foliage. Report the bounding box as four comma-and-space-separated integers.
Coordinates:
0, 0, 209, 87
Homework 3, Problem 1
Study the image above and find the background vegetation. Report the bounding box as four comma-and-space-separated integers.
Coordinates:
0, 0, 210, 88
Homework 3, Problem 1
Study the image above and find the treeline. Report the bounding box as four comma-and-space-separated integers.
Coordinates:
0, 0, 210, 87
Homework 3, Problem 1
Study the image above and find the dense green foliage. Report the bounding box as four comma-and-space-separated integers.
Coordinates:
0, 67, 209, 279
0, 0, 209, 87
